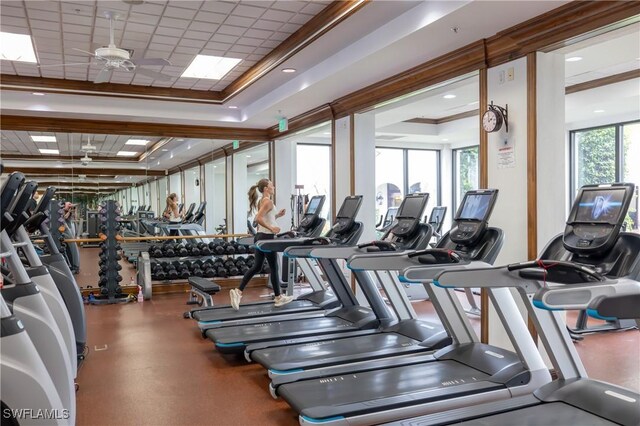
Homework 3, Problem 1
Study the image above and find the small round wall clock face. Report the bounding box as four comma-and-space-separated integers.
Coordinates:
482, 109, 503, 133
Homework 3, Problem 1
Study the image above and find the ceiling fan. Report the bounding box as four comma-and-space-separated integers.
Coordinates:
41, 11, 172, 84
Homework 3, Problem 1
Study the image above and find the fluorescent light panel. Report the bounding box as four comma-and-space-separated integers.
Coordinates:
31, 135, 56, 142
117, 151, 138, 156
0, 32, 37, 63
39, 148, 59, 154
125, 139, 150, 146
181, 55, 242, 80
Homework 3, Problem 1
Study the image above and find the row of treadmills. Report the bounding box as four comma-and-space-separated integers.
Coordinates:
1, 169, 89, 425
188, 184, 640, 426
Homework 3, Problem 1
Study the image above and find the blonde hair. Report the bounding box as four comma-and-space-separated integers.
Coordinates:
248, 179, 270, 214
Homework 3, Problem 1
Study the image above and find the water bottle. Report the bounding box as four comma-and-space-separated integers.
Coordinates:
137, 285, 144, 303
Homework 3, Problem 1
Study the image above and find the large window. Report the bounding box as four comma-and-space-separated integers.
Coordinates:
157, 177, 167, 215
453, 146, 479, 211
571, 121, 639, 233
184, 166, 201, 207
297, 144, 331, 219
169, 173, 182, 203
375, 147, 440, 224
204, 158, 226, 233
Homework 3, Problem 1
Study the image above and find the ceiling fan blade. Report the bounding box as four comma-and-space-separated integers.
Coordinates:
94, 68, 113, 84
72, 47, 97, 57
38, 62, 92, 68
133, 67, 173, 81
132, 57, 171, 66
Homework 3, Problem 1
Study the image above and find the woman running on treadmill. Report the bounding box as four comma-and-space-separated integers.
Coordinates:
230, 179, 294, 310
164, 193, 182, 237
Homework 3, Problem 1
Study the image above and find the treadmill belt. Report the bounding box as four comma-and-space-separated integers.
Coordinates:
452, 402, 618, 426
280, 360, 498, 418
208, 316, 354, 344
193, 299, 316, 322
254, 333, 421, 371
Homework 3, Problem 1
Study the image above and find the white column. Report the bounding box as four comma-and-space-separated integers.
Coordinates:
440, 146, 453, 231
486, 57, 529, 351
225, 156, 234, 233
232, 154, 247, 234
333, 116, 352, 214
274, 139, 297, 231
354, 112, 377, 242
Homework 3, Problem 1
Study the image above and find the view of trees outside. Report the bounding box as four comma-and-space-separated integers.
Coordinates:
454, 146, 479, 209
573, 121, 639, 233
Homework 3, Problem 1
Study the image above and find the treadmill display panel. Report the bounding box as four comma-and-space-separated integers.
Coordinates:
574, 188, 626, 225
458, 193, 492, 221
306, 197, 322, 215
397, 194, 428, 219
337, 197, 361, 219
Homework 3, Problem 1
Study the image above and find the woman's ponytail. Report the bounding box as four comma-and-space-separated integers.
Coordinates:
248, 184, 259, 214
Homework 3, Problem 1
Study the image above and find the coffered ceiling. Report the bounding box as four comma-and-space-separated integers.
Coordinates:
0, 0, 330, 91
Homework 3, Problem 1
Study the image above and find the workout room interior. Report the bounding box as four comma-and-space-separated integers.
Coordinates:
1, 1, 639, 425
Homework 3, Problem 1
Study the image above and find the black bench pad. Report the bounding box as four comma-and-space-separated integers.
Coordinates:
188, 277, 221, 293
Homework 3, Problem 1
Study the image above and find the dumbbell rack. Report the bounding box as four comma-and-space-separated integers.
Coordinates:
48, 199, 66, 256
91, 200, 131, 305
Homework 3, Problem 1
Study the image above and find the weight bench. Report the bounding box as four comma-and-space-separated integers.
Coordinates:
186, 276, 221, 309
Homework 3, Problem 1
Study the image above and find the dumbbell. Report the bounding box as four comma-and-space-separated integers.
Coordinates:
179, 267, 190, 279
236, 244, 247, 254
190, 244, 201, 256
246, 255, 255, 268
261, 263, 270, 274
163, 244, 176, 257
152, 247, 163, 257
167, 268, 179, 280
115, 286, 122, 295
100, 287, 108, 295
191, 267, 204, 277
204, 264, 216, 277
199, 242, 212, 256
225, 242, 236, 255
176, 244, 188, 256
247, 245, 255, 254
216, 265, 228, 278
155, 270, 167, 280
213, 242, 225, 255
225, 261, 239, 276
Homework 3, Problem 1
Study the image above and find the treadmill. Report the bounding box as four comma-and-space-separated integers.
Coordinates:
277, 190, 553, 426
409, 182, 640, 426
258, 190, 501, 394
207, 193, 433, 355
191, 195, 331, 329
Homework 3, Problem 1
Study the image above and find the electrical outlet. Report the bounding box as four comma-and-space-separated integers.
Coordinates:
507, 67, 514, 81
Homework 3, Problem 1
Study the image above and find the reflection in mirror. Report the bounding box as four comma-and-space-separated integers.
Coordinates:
233, 143, 269, 234
205, 156, 226, 234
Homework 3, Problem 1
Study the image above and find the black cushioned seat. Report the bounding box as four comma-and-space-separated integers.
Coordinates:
188, 277, 221, 294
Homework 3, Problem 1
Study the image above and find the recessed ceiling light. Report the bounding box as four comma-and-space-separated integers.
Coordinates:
246, 155, 251, 158
442, 138, 449, 142
125, 139, 149, 146
32, 92, 45, 96
228, 106, 238, 109
39, 148, 59, 155
150, 156, 155, 160
31, 135, 56, 142
181, 55, 242, 80
117, 151, 137, 156
594, 109, 605, 113
176, 139, 184, 142
282, 68, 296, 73
161, 148, 169, 151
0, 32, 37, 63
443, 94, 456, 99
566, 56, 583, 62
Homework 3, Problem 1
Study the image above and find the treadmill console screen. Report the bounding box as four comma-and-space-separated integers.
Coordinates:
397, 194, 428, 219
450, 189, 498, 245
306, 196, 322, 215
563, 184, 634, 256
336, 196, 362, 219
574, 188, 626, 225
457, 193, 492, 221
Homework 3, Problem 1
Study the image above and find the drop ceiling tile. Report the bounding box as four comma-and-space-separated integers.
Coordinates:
237, 37, 263, 48
144, 49, 170, 59
63, 32, 90, 42
269, 32, 290, 42
28, 19, 59, 31
0, 5, 26, 18
183, 30, 212, 41
245, 54, 263, 61
232, 4, 266, 19
211, 33, 239, 44
26, 2, 60, 12
1, 16, 28, 27
164, 6, 198, 20
170, 52, 196, 65
127, 12, 161, 26
151, 34, 179, 45
300, 2, 328, 14
251, 19, 282, 31
38, 52, 64, 61
173, 1, 203, 10
225, 15, 256, 28
217, 25, 246, 37
194, 10, 226, 24
132, 3, 166, 16
61, 13, 94, 26
243, 28, 273, 39
252, 46, 271, 55
200, 2, 236, 15
63, 23, 92, 35
260, 39, 279, 48
188, 21, 216, 32
228, 45, 254, 54
200, 47, 226, 56
271, 1, 306, 13
32, 28, 62, 39
278, 22, 302, 34
288, 13, 314, 25
155, 26, 186, 37
0, 25, 29, 35
159, 16, 190, 29
172, 79, 196, 89
190, 80, 214, 90
261, 9, 294, 23
205, 41, 232, 51
179, 38, 207, 49
173, 45, 201, 55
151, 80, 173, 87
127, 22, 157, 34
66, 74, 88, 81
122, 40, 149, 50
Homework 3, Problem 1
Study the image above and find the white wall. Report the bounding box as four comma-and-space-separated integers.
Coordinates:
334, 116, 352, 218
354, 112, 377, 242
232, 153, 248, 234
274, 139, 296, 231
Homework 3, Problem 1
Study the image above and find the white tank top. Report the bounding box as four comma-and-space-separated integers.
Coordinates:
257, 199, 278, 234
